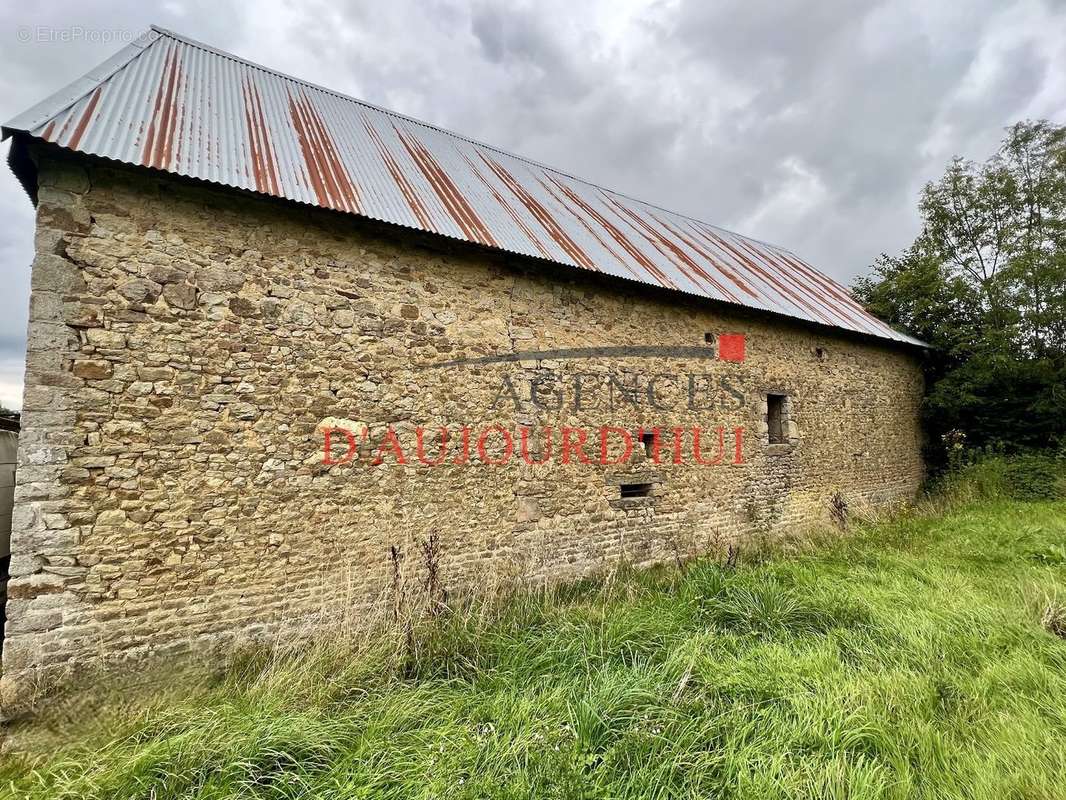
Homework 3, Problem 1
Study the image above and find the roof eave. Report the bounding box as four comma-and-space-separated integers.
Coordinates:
2, 33, 154, 140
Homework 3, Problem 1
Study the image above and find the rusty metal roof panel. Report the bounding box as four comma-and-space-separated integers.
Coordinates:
3, 26, 924, 347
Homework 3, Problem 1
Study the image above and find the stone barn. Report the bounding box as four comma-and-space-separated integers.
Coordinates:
1, 27, 925, 708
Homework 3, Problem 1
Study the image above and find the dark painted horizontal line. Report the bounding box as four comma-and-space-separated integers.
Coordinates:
417, 345, 719, 370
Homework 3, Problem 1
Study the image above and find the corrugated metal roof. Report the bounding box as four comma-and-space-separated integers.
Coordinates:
3, 26, 924, 347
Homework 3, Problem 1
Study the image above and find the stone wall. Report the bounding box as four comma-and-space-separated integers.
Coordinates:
0, 149, 925, 710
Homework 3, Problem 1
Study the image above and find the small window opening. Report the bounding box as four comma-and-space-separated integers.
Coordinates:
767, 394, 787, 444
639, 431, 655, 457
620, 482, 653, 499
814, 346, 828, 362
704, 332, 715, 344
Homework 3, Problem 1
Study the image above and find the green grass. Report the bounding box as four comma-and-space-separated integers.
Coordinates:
3, 496, 1065, 799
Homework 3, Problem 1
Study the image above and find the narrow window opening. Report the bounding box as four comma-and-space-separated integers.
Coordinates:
814, 346, 828, 362
704, 332, 715, 345
767, 394, 787, 444
639, 431, 655, 457
620, 482, 653, 499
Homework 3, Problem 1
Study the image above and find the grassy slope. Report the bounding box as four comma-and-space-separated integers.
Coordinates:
3, 498, 1065, 799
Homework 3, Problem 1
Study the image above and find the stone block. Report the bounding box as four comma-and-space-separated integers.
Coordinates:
162, 282, 197, 309
72, 359, 113, 380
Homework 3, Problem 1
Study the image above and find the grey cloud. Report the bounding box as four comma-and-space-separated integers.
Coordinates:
0, 0, 1063, 409
470, 3, 558, 66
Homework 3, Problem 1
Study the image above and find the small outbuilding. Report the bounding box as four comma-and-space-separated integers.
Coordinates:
0, 413, 19, 661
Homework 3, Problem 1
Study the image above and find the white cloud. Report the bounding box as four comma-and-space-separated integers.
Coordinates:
738, 156, 830, 238
0, 358, 25, 411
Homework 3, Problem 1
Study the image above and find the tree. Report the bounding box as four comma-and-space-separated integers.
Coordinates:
853, 121, 1066, 469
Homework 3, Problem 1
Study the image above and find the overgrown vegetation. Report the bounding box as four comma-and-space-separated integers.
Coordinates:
937, 450, 1066, 502
2, 472, 1064, 799
853, 120, 1066, 469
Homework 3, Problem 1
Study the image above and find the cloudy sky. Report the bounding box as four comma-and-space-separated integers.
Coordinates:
1, 0, 1064, 409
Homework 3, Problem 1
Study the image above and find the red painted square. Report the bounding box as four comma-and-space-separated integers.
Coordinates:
718, 333, 746, 362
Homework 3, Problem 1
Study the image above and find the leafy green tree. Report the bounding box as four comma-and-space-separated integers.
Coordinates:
854, 121, 1066, 468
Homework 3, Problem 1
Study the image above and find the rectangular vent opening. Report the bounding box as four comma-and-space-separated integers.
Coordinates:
619, 482, 653, 499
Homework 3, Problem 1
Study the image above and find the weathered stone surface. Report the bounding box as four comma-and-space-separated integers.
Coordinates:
145, 264, 189, 284
93, 509, 127, 527
228, 297, 260, 317
162, 283, 197, 310
26, 323, 79, 354
195, 266, 245, 293
3, 151, 925, 713
117, 278, 162, 304
71, 360, 113, 380
127, 381, 155, 397
85, 329, 126, 349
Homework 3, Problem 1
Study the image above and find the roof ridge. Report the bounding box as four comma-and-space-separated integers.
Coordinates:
4, 23, 794, 257
147, 26, 794, 254
146, 27, 593, 185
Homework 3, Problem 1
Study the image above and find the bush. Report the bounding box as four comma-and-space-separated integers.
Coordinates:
939, 452, 1066, 502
